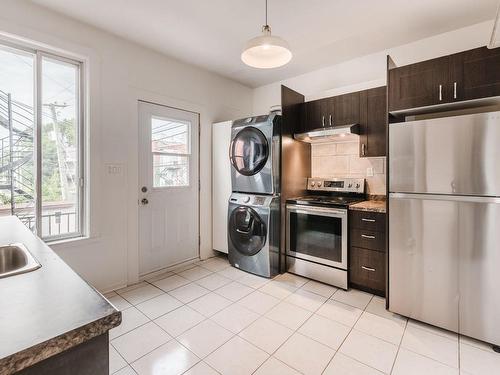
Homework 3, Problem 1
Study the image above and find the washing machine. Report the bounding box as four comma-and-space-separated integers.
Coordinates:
227, 192, 280, 278
229, 113, 281, 195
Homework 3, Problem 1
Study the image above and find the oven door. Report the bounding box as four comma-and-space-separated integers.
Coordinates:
286, 204, 347, 269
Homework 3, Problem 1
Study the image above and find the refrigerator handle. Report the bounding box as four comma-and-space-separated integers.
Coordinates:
389, 193, 500, 204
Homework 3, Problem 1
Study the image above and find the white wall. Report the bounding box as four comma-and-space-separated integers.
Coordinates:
253, 20, 494, 114
0, 0, 253, 292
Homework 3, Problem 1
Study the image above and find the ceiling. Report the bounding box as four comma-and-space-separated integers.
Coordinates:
31, 0, 498, 88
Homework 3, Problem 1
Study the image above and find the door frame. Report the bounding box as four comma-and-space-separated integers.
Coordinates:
127, 89, 203, 285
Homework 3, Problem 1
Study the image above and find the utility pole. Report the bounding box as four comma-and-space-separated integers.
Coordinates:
43, 102, 69, 201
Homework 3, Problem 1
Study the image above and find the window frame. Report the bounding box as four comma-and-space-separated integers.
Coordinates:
0, 39, 86, 242
150, 115, 192, 189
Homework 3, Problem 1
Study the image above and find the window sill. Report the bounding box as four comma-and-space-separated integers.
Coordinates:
46, 235, 100, 248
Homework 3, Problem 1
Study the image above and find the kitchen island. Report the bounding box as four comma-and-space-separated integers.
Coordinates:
0, 216, 121, 375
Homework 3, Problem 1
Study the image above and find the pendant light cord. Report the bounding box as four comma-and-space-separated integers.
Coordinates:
265, 0, 268, 26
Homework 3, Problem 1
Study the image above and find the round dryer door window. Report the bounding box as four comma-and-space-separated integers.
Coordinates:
229, 206, 267, 256
230, 127, 269, 176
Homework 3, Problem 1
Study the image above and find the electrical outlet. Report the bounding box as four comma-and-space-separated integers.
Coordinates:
366, 167, 374, 177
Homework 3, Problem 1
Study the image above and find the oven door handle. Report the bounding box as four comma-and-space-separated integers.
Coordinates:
286, 205, 347, 217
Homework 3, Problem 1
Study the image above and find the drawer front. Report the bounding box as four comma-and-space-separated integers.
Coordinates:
350, 228, 386, 252
349, 210, 386, 232
349, 246, 385, 292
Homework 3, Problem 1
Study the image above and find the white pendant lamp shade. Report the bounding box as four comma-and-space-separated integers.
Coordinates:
241, 25, 292, 69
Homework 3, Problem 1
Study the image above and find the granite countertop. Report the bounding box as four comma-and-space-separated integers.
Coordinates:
0, 216, 121, 375
349, 196, 387, 213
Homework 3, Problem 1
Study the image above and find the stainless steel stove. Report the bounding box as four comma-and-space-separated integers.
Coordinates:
285, 178, 365, 289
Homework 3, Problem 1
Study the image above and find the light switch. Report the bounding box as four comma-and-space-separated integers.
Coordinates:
106, 164, 123, 176
366, 167, 374, 177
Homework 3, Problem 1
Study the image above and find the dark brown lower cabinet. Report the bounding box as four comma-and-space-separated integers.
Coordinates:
349, 210, 387, 296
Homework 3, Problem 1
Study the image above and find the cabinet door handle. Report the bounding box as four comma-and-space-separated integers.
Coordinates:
361, 218, 376, 222
361, 143, 366, 156
361, 266, 376, 272
322, 115, 325, 127
361, 234, 375, 239
453, 82, 457, 99
329, 114, 332, 126
439, 84, 443, 101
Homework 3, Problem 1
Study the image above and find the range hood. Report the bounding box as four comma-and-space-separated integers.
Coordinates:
294, 124, 360, 143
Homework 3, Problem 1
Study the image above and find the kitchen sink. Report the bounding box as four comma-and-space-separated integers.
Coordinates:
0, 243, 41, 278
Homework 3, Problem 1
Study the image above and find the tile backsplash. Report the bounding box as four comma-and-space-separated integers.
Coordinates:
311, 141, 386, 195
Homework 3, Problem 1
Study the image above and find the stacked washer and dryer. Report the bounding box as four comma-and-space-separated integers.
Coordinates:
227, 113, 281, 278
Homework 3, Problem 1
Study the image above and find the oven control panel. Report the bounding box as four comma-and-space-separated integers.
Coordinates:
307, 178, 365, 193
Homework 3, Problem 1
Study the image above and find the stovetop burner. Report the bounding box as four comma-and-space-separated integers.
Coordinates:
287, 195, 365, 208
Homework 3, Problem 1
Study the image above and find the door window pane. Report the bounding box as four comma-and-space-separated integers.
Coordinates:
0, 44, 36, 230
41, 56, 80, 238
151, 116, 191, 187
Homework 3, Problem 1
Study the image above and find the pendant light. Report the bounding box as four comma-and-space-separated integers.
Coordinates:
241, 0, 292, 69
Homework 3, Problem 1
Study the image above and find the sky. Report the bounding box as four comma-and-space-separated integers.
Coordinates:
0, 43, 77, 139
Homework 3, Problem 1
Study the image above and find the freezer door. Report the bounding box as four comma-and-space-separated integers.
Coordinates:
458, 198, 500, 345
389, 194, 459, 332
389, 111, 500, 196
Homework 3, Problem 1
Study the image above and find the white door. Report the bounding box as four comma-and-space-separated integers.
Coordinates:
138, 101, 199, 275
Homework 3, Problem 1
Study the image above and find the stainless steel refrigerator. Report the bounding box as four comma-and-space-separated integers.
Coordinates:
389, 110, 500, 346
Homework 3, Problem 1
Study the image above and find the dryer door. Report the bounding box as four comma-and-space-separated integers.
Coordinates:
230, 126, 269, 176
229, 206, 267, 256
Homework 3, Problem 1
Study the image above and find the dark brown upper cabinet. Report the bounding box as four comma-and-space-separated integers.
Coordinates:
333, 92, 360, 126
388, 46, 500, 112
359, 87, 387, 157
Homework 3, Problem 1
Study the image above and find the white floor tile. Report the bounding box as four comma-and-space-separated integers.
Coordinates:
168, 283, 209, 304
151, 274, 191, 292
323, 352, 384, 375
112, 322, 171, 363
113, 366, 136, 375
392, 348, 459, 375
298, 314, 351, 350
211, 303, 259, 333
205, 336, 268, 375
183, 361, 219, 375
195, 273, 231, 291
316, 300, 363, 327
215, 281, 253, 301
238, 272, 271, 289
108, 294, 133, 311
331, 289, 373, 309
110, 307, 149, 340
254, 357, 301, 375
135, 293, 182, 319
259, 280, 297, 299
274, 273, 308, 288
178, 320, 233, 358
401, 324, 458, 368
119, 284, 164, 305
199, 257, 230, 272
265, 301, 312, 330
407, 319, 458, 341
339, 329, 398, 374
104, 291, 118, 298
131, 340, 199, 375
178, 266, 213, 281
154, 305, 205, 337
116, 282, 149, 294
460, 342, 500, 375
216, 266, 246, 280
364, 297, 399, 322
188, 292, 232, 317
300, 280, 338, 298
274, 333, 335, 375
285, 288, 327, 312
109, 344, 127, 374
237, 290, 280, 315
354, 311, 406, 345
239, 317, 294, 354
459, 335, 496, 353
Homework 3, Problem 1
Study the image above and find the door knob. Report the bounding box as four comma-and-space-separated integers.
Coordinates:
141, 186, 148, 193
141, 198, 149, 205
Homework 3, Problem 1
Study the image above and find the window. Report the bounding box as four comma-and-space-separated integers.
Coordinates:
151, 116, 190, 187
0, 41, 84, 241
